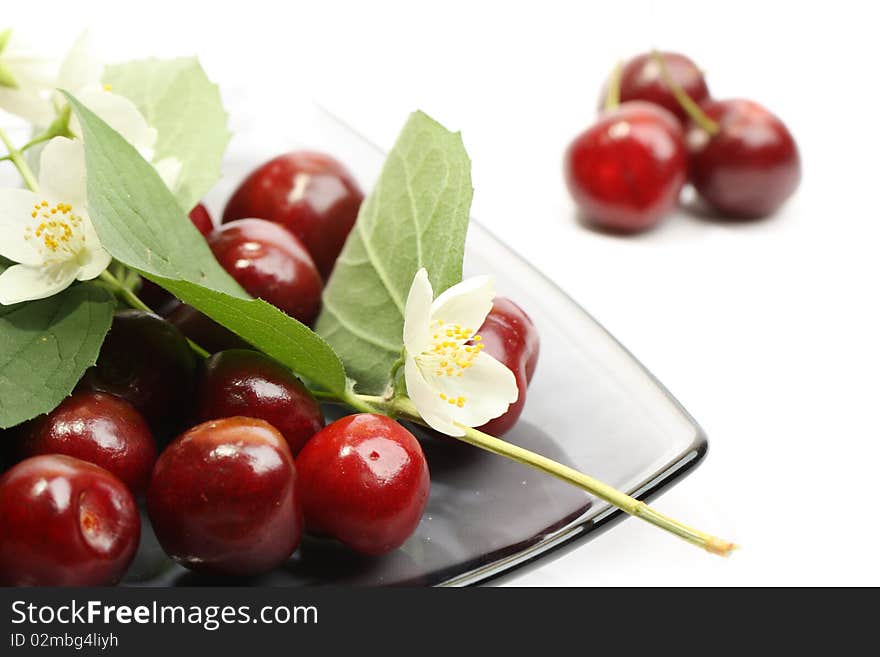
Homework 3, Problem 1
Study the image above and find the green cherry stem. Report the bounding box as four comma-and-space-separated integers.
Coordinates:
0, 125, 40, 192
99, 270, 154, 313
650, 49, 720, 135
342, 391, 383, 415
376, 394, 736, 557
98, 269, 211, 360
603, 60, 623, 112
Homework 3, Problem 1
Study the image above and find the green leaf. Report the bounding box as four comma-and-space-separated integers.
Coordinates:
64, 92, 244, 297
67, 91, 348, 396
152, 276, 348, 396
103, 57, 231, 212
0, 284, 115, 429
315, 111, 473, 394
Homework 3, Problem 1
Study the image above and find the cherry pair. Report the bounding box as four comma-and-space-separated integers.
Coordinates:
148, 410, 429, 574
159, 152, 363, 349
149, 351, 427, 571
565, 51, 801, 233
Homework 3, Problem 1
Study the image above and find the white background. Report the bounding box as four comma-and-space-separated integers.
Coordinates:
8, 0, 880, 585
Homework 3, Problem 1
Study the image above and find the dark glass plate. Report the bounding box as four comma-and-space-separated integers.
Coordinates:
124, 105, 707, 587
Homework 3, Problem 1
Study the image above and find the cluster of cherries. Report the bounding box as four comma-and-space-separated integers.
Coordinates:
0, 151, 540, 586
565, 51, 802, 233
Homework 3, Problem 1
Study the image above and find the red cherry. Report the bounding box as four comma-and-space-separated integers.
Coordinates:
476, 298, 540, 436
196, 350, 324, 456
208, 219, 323, 326
137, 279, 177, 317
297, 414, 429, 556
147, 417, 302, 576
565, 101, 687, 233
222, 151, 364, 278
188, 202, 214, 237
611, 51, 710, 126
16, 392, 157, 495
79, 311, 197, 437
688, 99, 801, 218
0, 455, 140, 586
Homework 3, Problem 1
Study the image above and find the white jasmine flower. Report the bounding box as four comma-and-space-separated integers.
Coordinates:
403, 268, 518, 437
0, 28, 54, 125
0, 137, 110, 304
56, 32, 181, 189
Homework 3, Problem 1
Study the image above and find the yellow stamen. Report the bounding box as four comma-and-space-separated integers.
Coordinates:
24, 199, 86, 263
419, 320, 486, 380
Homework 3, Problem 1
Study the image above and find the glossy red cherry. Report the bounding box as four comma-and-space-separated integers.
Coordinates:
16, 392, 157, 495
196, 350, 324, 456
222, 151, 364, 278
208, 219, 323, 326
147, 417, 302, 576
188, 202, 214, 237
80, 310, 197, 436
137, 279, 177, 317
0, 455, 140, 586
687, 99, 801, 218
610, 51, 710, 126
297, 414, 429, 556
476, 298, 540, 436
565, 101, 687, 233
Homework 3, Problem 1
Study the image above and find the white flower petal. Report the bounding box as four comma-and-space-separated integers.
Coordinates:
430, 275, 494, 336
0, 33, 55, 124
4, 55, 54, 89
4, 31, 55, 87
0, 262, 78, 305
403, 268, 434, 355
154, 156, 183, 190
435, 351, 519, 428
0, 87, 54, 125
75, 219, 111, 281
405, 357, 464, 436
57, 31, 102, 93
0, 188, 43, 265
38, 138, 87, 210
70, 87, 157, 154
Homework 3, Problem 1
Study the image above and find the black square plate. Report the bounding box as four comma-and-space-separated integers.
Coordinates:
124, 105, 707, 587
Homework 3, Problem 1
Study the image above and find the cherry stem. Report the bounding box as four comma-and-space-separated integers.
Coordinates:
379, 394, 736, 557
0, 125, 40, 192
650, 49, 720, 136
311, 390, 340, 402
342, 389, 384, 415
603, 60, 623, 112
98, 270, 211, 360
